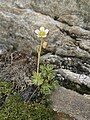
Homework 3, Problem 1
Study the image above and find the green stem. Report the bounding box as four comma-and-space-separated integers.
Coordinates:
27, 38, 44, 102
37, 38, 43, 74
28, 80, 45, 102
27, 86, 39, 102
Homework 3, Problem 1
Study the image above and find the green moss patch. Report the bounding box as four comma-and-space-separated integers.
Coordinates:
0, 81, 56, 120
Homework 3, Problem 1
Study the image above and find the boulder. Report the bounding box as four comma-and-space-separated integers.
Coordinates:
51, 87, 90, 120
56, 68, 90, 88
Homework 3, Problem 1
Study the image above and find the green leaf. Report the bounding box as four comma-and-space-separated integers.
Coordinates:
51, 80, 59, 90
32, 72, 44, 86
41, 83, 52, 95
40, 65, 55, 80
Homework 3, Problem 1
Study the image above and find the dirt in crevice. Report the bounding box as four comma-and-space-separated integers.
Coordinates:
58, 78, 90, 95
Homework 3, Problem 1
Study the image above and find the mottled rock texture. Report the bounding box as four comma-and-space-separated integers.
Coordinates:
0, 0, 90, 119
51, 87, 90, 120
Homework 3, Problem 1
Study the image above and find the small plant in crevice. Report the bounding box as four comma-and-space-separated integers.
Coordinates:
28, 27, 59, 102
35, 26, 49, 74
0, 27, 59, 120
31, 65, 59, 97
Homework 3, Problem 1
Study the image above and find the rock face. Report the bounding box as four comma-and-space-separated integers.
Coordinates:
51, 87, 90, 120
56, 68, 90, 88
0, 0, 90, 119
3, 0, 89, 28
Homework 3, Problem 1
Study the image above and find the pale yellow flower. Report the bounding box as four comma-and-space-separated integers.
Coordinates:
35, 27, 49, 38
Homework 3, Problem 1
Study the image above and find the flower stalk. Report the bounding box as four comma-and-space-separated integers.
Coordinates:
37, 38, 43, 74
29, 26, 49, 101
35, 26, 49, 74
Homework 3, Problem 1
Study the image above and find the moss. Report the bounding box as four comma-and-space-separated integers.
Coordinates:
0, 80, 12, 106
0, 81, 56, 120
0, 93, 55, 120
0, 81, 12, 95
0, 93, 28, 120
28, 103, 56, 120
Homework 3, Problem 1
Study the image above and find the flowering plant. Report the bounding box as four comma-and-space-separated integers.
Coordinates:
29, 26, 58, 101
35, 26, 49, 38
35, 27, 49, 74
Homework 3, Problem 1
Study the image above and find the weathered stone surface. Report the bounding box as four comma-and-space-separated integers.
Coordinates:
56, 68, 90, 88
11, 0, 90, 28
0, 44, 7, 55
51, 87, 90, 120
41, 53, 90, 88
0, 4, 90, 58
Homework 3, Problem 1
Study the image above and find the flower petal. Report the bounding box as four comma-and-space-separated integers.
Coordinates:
35, 29, 39, 34
45, 29, 49, 34
40, 26, 45, 31
36, 35, 39, 37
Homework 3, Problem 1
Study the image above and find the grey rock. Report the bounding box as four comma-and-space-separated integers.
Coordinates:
51, 87, 90, 120
0, 4, 90, 58
79, 39, 90, 52
0, 44, 7, 55
21, 86, 34, 101
17, 0, 90, 28
41, 53, 62, 64
56, 68, 90, 88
